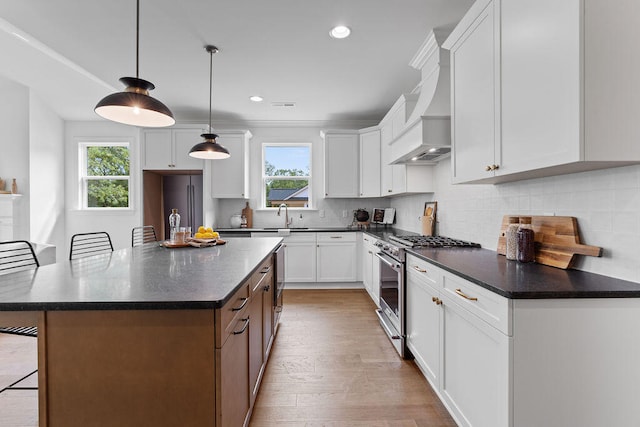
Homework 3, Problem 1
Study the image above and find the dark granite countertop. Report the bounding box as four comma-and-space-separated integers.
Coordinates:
0, 237, 282, 311
406, 247, 640, 299
218, 227, 381, 233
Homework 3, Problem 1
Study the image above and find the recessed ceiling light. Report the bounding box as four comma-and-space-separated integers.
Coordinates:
428, 147, 438, 153
249, 95, 263, 102
330, 25, 351, 39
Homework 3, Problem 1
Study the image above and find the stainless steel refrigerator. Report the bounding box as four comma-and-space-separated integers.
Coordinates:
162, 175, 203, 233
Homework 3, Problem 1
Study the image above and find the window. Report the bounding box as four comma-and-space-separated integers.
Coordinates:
79, 142, 131, 209
262, 144, 311, 209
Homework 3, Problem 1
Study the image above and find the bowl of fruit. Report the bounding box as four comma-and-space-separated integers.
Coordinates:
189, 226, 226, 246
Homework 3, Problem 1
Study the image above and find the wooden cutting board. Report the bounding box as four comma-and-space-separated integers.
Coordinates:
497, 215, 602, 269
241, 202, 253, 228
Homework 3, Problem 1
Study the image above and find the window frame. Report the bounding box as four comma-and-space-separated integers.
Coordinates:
78, 141, 132, 211
261, 142, 313, 210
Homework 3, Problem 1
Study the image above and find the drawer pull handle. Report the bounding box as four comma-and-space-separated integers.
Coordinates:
455, 288, 478, 301
432, 296, 442, 305
412, 265, 427, 273
231, 297, 249, 311
232, 318, 250, 335
260, 266, 271, 274
330, 236, 343, 239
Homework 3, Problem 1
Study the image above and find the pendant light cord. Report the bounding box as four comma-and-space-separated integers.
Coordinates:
136, 0, 140, 78
209, 48, 213, 131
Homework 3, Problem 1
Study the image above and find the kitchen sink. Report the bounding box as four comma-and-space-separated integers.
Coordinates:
263, 227, 308, 230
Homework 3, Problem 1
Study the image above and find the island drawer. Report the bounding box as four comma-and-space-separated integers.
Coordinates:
252, 257, 274, 294
317, 232, 356, 242
406, 254, 441, 287
217, 281, 250, 347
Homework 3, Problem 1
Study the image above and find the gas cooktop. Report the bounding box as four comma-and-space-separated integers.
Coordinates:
388, 235, 481, 248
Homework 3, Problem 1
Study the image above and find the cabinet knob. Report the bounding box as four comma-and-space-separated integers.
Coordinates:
432, 296, 443, 305
388, 189, 392, 193
486, 164, 500, 171
485, 165, 492, 171
325, 193, 328, 196
493, 164, 500, 170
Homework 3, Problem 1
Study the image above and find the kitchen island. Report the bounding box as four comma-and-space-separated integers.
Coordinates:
0, 237, 282, 427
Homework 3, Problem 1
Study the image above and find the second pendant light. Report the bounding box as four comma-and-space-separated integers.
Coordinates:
189, 45, 230, 160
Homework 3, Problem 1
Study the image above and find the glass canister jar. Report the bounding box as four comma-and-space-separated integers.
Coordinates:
517, 216, 535, 263
505, 216, 519, 260
168, 208, 181, 242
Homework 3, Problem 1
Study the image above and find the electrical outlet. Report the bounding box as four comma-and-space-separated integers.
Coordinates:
319, 209, 325, 218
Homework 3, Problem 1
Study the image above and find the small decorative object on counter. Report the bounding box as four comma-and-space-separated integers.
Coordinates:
505, 216, 520, 260
240, 215, 247, 228
241, 201, 253, 228
11, 178, 17, 194
0, 177, 5, 192
230, 213, 242, 228
517, 216, 535, 263
168, 208, 181, 242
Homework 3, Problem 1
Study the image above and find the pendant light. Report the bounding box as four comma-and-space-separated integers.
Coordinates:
94, 0, 175, 127
189, 45, 230, 159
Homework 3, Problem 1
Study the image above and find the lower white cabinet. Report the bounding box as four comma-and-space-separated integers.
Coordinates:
316, 233, 357, 282
283, 233, 317, 283
361, 234, 380, 306
0, 195, 20, 241
406, 253, 510, 427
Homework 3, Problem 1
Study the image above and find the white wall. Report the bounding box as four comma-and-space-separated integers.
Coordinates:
391, 158, 640, 283
64, 121, 142, 252
214, 125, 388, 229
0, 77, 30, 239
29, 92, 65, 261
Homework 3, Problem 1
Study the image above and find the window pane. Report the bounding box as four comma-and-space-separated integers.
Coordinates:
87, 146, 130, 176
264, 146, 310, 176
87, 179, 129, 208
265, 179, 309, 207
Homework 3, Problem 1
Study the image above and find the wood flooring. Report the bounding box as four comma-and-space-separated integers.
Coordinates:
248, 290, 456, 426
0, 289, 455, 426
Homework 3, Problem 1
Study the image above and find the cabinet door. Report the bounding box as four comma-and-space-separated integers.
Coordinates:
324, 133, 359, 198
362, 243, 373, 294
391, 164, 407, 194
406, 267, 441, 388
370, 252, 380, 306
449, 0, 500, 183
210, 133, 249, 198
143, 130, 173, 169
219, 315, 250, 427
173, 129, 205, 170
440, 294, 510, 427
316, 243, 357, 282
359, 130, 381, 197
380, 124, 394, 196
500, 0, 581, 174
284, 242, 316, 282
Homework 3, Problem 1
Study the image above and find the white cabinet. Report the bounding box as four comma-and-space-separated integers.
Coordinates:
359, 129, 381, 198
316, 232, 357, 282
445, 0, 640, 184
405, 253, 510, 427
210, 131, 252, 199
361, 233, 380, 306
322, 131, 359, 198
0, 195, 20, 241
142, 128, 205, 170
283, 233, 316, 283
445, 0, 500, 183
405, 257, 441, 388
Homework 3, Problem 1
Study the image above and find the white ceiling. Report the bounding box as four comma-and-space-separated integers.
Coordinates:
0, 0, 473, 125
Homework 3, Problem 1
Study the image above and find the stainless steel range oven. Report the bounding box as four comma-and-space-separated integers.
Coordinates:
374, 234, 480, 358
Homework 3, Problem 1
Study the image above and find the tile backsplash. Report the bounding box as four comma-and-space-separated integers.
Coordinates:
391, 158, 640, 283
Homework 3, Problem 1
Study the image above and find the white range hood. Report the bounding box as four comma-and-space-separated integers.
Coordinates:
389, 29, 451, 165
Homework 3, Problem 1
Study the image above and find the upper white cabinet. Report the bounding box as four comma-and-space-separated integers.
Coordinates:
359, 129, 381, 198
444, 0, 640, 184
142, 128, 205, 170
210, 131, 252, 199
322, 131, 359, 198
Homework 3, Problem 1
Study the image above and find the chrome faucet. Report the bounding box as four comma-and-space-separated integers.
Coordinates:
277, 203, 293, 228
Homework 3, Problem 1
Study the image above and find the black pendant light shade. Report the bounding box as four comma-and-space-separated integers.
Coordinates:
95, 77, 175, 127
94, 0, 175, 127
189, 133, 230, 159
189, 45, 231, 159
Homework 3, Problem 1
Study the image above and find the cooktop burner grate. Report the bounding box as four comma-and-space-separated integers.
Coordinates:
388, 235, 481, 248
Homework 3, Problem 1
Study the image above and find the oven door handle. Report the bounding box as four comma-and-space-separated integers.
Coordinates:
375, 252, 402, 272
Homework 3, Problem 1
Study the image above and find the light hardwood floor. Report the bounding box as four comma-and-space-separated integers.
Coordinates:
249, 290, 456, 426
0, 289, 455, 426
